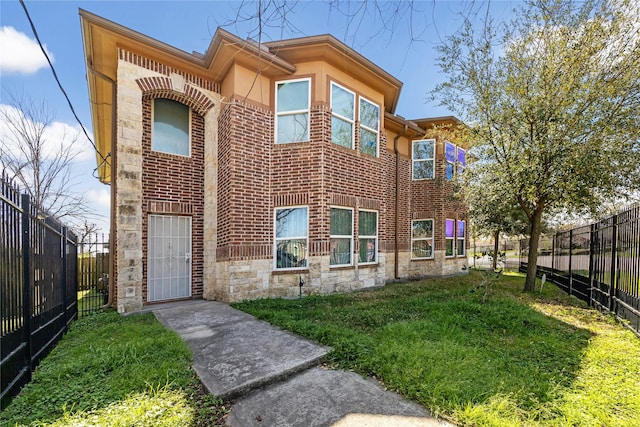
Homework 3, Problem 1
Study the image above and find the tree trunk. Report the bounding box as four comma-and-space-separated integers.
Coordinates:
493, 230, 500, 271
524, 207, 544, 292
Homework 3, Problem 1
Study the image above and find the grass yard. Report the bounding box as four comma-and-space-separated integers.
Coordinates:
77, 289, 107, 317
233, 270, 640, 427
0, 311, 228, 427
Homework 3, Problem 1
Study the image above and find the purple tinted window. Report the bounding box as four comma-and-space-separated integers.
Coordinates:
457, 220, 465, 237
446, 163, 454, 180
445, 142, 456, 162
445, 219, 455, 238
457, 148, 466, 167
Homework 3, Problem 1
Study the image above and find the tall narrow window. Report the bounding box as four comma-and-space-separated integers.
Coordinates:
445, 219, 455, 257
457, 147, 466, 176
276, 79, 310, 143
330, 82, 355, 148
359, 97, 379, 156
153, 98, 190, 156
358, 210, 378, 264
445, 142, 456, 180
275, 207, 308, 269
330, 207, 353, 266
457, 220, 466, 257
412, 139, 435, 180
412, 219, 434, 259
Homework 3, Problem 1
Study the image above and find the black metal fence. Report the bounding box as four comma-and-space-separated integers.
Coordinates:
520, 205, 640, 336
77, 234, 109, 317
1, 174, 78, 409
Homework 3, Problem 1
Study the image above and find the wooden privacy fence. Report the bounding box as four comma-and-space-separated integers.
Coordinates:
520, 205, 640, 336
1, 174, 78, 409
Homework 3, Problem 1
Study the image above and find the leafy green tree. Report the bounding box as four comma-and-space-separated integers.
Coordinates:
466, 162, 529, 270
433, 0, 640, 291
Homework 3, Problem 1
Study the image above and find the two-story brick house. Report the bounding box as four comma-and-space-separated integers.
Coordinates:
80, 9, 468, 313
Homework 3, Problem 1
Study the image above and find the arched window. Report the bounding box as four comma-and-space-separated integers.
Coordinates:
152, 98, 190, 156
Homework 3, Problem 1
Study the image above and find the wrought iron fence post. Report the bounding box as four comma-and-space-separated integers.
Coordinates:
551, 234, 555, 281
609, 215, 618, 312
21, 194, 32, 378
568, 229, 573, 297
61, 226, 68, 331
588, 223, 595, 307
70, 235, 78, 322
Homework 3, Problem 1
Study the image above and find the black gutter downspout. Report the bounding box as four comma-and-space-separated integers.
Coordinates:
394, 124, 408, 280
88, 66, 116, 309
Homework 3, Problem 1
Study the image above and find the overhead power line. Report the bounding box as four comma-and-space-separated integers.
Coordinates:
18, 0, 111, 174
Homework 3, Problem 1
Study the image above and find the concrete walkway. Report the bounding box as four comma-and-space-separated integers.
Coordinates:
151, 300, 454, 427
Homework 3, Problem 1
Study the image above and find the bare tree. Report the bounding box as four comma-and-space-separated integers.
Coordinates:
215, 0, 446, 49
0, 90, 93, 226
75, 220, 102, 246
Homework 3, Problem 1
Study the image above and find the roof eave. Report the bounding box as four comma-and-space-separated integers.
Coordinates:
383, 112, 425, 136
266, 34, 402, 113
203, 28, 296, 80
411, 115, 464, 128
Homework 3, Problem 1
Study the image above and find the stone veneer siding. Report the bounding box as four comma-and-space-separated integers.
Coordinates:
114, 51, 221, 313
211, 99, 466, 302
113, 51, 466, 311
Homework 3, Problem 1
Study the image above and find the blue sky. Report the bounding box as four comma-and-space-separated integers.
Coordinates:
0, 0, 516, 233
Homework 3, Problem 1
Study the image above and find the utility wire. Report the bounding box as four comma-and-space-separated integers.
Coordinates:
18, 0, 111, 172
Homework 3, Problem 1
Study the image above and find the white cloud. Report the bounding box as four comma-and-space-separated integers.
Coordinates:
45, 120, 95, 162
0, 104, 95, 162
85, 188, 111, 234
86, 188, 110, 210
0, 26, 53, 74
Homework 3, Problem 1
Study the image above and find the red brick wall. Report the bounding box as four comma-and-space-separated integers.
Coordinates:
321, 109, 389, 256
141, 98, 205, 300
217, 100, 273, 261
113, 49, 468, 308
386, 154, 412, 253
216, 97, 467, 266
410, 140, 467, 252
217, 98, 424, 262
271, 103, 327, 256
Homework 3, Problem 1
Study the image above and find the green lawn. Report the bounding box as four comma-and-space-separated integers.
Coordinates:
0, 311, 228, 427
77, 289, 107, 317
3, 271, 638, 426
233, 270, 640, 427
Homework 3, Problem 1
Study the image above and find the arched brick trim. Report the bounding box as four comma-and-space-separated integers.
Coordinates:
136, 77, 216, 116
121, 48, 220, 93
136, 76, 172, 93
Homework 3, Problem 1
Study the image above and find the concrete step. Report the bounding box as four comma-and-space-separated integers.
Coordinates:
227, 367, 454, 427
152, 300, 329, 400
152, 300, 455, 426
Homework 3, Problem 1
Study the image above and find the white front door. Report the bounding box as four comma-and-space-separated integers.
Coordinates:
148, 215, 192, 302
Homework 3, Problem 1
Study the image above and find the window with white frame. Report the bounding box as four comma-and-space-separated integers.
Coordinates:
412, 219, 434, 259
359, 97, 380, 157
445, 218, 455, 257
445, 141, 456, 181
152, 98, 190, 156
358, 210, 378, 264
330, 82, 355, 148
457, 220, 466, 257
275, 79, 310, 144
274, 207, 308, 269
457, 147, 466, 177
330, 207, 353, 266
412, 139, 435, 180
